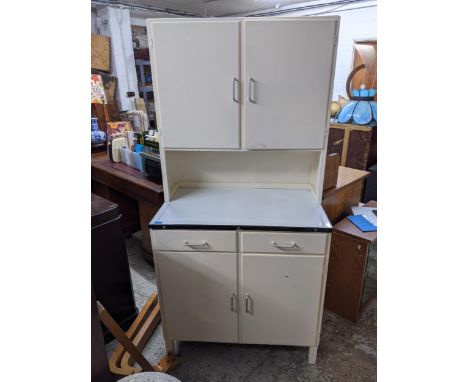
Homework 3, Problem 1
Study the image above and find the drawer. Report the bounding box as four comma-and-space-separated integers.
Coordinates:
241, 232, 328, 255
151, 230, 236, 252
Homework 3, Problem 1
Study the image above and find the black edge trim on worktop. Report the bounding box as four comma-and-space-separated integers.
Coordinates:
148, 224, 332, 233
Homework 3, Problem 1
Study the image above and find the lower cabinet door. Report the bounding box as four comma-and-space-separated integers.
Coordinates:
241, 253, 325, 346
157, 251, 239, 343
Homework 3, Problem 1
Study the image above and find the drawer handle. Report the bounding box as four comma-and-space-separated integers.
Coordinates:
271, 241, 297, 249
183, 240, 208, 247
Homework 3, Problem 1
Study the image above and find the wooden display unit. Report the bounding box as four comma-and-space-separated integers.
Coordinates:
147, 16, 340, 364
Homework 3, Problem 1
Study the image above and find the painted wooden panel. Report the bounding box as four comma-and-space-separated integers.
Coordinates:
151, 230, 237, 252
156, 251, 238, 343
244, 18, 337, 149
241, 232, 328, 255
150, 21, 240, 149
241, 253, 325, 346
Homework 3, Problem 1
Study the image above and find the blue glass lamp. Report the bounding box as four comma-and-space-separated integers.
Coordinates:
336, 87, 377, 125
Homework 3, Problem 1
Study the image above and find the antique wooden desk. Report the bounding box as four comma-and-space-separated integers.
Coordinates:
91, 152, 164, 262
324, 200, 377, 322
322, 166, 369, 224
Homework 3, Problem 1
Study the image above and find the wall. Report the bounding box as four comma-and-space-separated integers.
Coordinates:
319, 6, 376, 100
130, 11, 179, 27
91, 8, 98, 33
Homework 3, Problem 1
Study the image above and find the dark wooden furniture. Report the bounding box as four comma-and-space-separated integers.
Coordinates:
324, 201, 377, 322
323, 153, 341, 191
328, 123, 377, 171
322, 166, 369, 224
362, 163, 377, 203
92, 286, 114, 382
92, 193, 138, 342
91, 152, 164, 262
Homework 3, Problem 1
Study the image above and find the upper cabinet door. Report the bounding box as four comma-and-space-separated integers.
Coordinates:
244, 19, 338, 149
150, 21, 240, 149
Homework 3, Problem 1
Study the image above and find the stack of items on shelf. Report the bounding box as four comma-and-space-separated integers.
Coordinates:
91, 32, 121, 150
106, 119, 160, 176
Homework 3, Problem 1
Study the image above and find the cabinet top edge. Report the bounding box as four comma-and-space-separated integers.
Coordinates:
146, 16, 340, 25
149, 224, 332, 233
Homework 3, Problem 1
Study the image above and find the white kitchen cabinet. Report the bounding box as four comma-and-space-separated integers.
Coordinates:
147, 16, 339, 364
240, 253, 326, 346
148, 17, 338, 150
156, 250, 239, 343
149, 20, 241, 149
244, 19, 337, 149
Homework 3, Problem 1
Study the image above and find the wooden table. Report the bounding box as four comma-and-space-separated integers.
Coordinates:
322, 166, 369, 224
324, 200, 377, 322
91, 152, 164, 262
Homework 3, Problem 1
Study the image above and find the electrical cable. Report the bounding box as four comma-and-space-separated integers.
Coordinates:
246, 0, 374, 17
303, 4, 376, 16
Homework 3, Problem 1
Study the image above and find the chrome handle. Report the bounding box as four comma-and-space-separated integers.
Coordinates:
271, 241, 297, 249
230, 293, 237, 312
232, 78, 239, 103
183, 240, 208, 247
248, 77, 256, 103
245, 293, 252, 314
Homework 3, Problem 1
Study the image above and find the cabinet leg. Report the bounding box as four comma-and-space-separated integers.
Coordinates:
308, 346, 318, 364
164, 337, 175, 354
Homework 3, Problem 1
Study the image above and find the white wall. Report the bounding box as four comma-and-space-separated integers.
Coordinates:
322, 7, 376, 99
91, 8, 98, 34
130, 11, 179, 27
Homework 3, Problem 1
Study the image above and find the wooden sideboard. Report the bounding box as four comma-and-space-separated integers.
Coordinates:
91, 152, 164, 262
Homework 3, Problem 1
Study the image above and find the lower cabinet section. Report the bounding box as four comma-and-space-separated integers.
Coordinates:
157, 251, 238, 343
240, 253, 325, 346
152, 230, 330, 359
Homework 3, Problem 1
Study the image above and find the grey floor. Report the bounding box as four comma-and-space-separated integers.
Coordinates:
107, 232, 377, 382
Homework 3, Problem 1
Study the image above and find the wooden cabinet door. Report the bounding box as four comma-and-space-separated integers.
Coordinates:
241, 253, 325, 346
243, 18, 337, 149
156, 251, 239, 343
150, 21, 240, 149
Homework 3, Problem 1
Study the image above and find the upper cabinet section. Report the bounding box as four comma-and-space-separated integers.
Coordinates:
244, 18, 337, 150
150, 20, 241, 149
148, 17, 338, 150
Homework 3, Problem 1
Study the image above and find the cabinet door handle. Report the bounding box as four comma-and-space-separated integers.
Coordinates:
232, 78, 239, 103
248, 77, 256, 103
230, 293, 237, 312
245, 293, 253, 314
183, 240, 208, 247
271, 241, 297, 249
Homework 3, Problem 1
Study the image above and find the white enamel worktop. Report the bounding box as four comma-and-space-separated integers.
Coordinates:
149, 187, 331, 231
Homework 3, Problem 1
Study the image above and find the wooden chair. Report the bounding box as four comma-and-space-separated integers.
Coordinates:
96, 294, 180, 377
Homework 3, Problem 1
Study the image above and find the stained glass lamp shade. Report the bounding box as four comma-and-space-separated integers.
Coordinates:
336, 88, 377, 125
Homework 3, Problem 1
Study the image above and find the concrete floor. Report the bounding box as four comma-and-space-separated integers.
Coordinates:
107, 232, 377, 382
